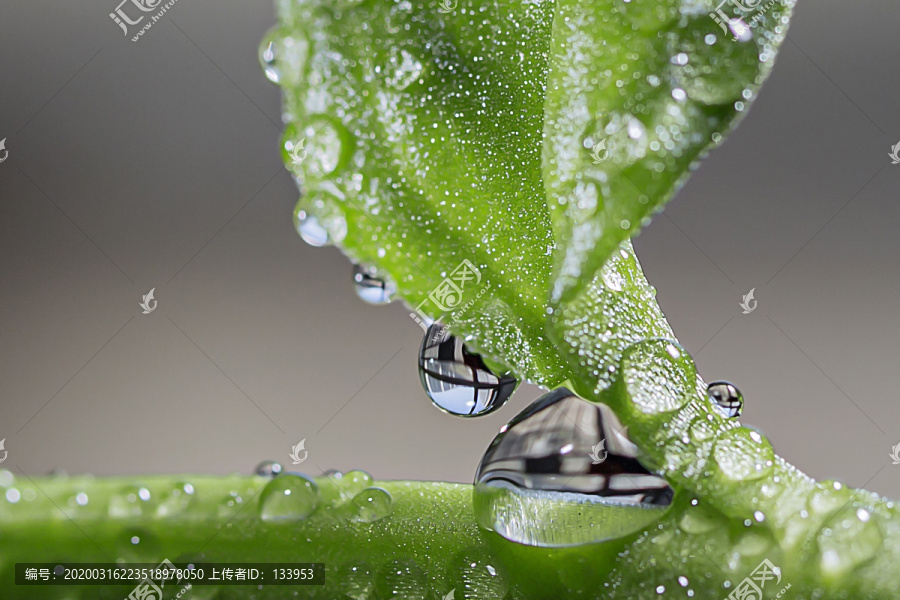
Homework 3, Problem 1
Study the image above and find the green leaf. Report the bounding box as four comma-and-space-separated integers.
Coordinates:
268, 0, 796, 387
268, 0, 569, 386
543, 0, 795, 305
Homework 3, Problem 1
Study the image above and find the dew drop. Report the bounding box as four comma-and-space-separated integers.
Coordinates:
621, 339, 695, 415
668, 15, 760, 105
375, 559, 429, 600
350, 487, 392, 523
0, 470, 14, 487
385, 47, 424, 90
817, 507, 881, 576
453, 552, 509, 600
474, 388, 673, 547
156, 482, 196, 517
258, 28, 281, 83
336, 563, 374, 600
341, 470, 375, 496
707, 381, 743, 418
258, 473, 319, 522
294, 208, 331, 247
353, 264, 396, 305
254, 460, 284, 477
713, 428, 774, 481
418, 324, 517, 417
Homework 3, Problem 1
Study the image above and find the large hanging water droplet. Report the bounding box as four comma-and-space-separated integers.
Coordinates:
418, 324, 517, 417
350, 487, 393, 523
707, 381, 743, 418
258, 473, 319, 522
353, 264, 395, 305
474, 388, 673, 547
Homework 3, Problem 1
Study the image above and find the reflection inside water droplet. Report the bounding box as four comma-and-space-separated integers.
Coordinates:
352, 264, 395, 305
254, 460, 284, 477
474, 388, 673, 547
350, 487, 393, 523
707, 381, 743, 418
258, 473, 319, 522
418, 324, 517, 417
294, 209, 331, 247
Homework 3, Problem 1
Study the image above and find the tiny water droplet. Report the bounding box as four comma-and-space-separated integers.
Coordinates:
418, 324, 517, 417
109, 485, 155, 518
117, 528, 161, 561
258, 473, 319, 522
350, 487, 392, 523
376, 560, 429, 600
453, 552, 508, 600
353, 264, 395, 305
336, 563, 375, 600
474, 388, 673, 547
707, 381, 743, 418
385, 47, 424, 90
0, 470, 14, 487
254, 460, 284, 477
156, 482, 196, 517
259, 29, 280, 83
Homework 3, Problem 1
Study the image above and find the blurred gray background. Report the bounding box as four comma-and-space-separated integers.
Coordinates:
1, 0, 899, 500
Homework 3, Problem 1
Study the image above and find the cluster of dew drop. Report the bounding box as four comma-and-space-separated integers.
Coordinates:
250, 0, 894, 596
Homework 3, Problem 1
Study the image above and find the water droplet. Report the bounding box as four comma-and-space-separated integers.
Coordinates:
117, 528, 161, 561
375, 559, 429, 600
474, 388, 673, 547
713, 428, 774, 481
668, 15, 761, 105
0, 470, 14, 487
385, 47, 424, 90
453, 552, 509, 600
350, 487, 392, 522
336, 563, 375, 600
301, 119, 350, 175
321, 470, 374, 504
259, 28, 309, 86
817, 506, 881, 576
258, 28, 281, 83
254, 460, 284, 477
418, 324, 517, 417
294, 207, 331, 247
707, 381, 743, 418
109, 485, 156, 518
258, 473, 319, 522
156, 482, 196, 517
353, 264, 395, 305
621, 339, 695, 416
